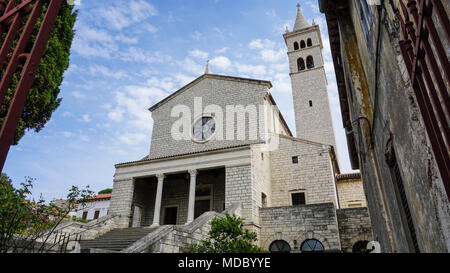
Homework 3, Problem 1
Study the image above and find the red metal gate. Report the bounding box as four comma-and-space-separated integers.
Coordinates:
397, 0, 450, 200
0, 0, 62, 172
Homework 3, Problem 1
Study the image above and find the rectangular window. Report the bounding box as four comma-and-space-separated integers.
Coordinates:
94, 210, 100, 220
82, 211, 88, 220
292, 156, 299, 164
291, 192, 306, 206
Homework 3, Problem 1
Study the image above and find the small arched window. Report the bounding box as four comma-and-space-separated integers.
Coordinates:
309, 100, 313, 107
297, 58, 305, 71
301, 239, 324, 252
300, 40, 306, 48
269, 240, 291, 253
293, 42, 299, 50
306, 56, 314, 69
307, 38, 312, 47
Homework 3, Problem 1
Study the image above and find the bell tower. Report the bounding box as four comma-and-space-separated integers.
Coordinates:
283, 4, 336, 151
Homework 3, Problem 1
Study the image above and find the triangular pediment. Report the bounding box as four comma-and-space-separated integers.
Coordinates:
148, 73, 272, 112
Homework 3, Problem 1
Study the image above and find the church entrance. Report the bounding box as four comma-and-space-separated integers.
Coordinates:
131, 168, 225, 226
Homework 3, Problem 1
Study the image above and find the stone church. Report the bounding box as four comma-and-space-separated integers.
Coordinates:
71, 5, 373, 253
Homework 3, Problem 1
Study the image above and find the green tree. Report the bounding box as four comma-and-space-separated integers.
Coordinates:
98, 188, 112, 195
0, 1, 77, 144
185, 213, 267, 253
0, 173, 94, 253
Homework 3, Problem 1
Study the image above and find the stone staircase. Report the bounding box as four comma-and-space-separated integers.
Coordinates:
80, 227, 158, 252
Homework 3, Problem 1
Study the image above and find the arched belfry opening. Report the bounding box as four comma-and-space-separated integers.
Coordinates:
307, 38, 312, 47
306, 56, 314, 69
297, 58, 305, 71
294, 42, 299, 50
300, 40, 306, 48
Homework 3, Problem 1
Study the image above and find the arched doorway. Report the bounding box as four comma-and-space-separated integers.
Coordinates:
352, 240, 370, 253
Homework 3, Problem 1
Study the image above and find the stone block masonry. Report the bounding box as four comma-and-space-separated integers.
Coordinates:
109, 178, 134, 227
259, 203, 341, 252
336, 208, 373, 253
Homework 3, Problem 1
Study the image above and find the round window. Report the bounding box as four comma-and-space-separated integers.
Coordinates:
193, 116, 216, 142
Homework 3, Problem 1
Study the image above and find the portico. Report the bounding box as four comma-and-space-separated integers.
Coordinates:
110, 145, 252, 228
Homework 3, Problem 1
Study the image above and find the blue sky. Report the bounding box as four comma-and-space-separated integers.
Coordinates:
3, 0, 355, 201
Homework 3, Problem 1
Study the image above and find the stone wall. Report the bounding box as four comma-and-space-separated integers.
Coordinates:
225, 165, 255, 226
336, 207, 373, 253
269, 135, 338, 207
259, 203, 341, 252
337, 178, 367, 208
109, 178, 134, 227
149, 75, 270, 160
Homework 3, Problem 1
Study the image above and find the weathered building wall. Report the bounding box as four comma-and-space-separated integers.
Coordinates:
269, 135, 338, 207
321, 0, 450, 252
336, 208, 373, 252
259, 203, 341, 252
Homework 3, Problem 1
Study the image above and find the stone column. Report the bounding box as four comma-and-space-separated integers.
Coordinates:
186, 169, 198, 224
151, 173, 165, 227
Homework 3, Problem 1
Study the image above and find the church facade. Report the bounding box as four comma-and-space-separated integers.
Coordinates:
103, 4, 372, 253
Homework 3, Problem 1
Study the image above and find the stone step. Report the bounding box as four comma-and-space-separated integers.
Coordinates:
80, 227, 158, 252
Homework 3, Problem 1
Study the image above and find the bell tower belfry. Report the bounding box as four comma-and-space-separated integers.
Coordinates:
283, 4, 336, 151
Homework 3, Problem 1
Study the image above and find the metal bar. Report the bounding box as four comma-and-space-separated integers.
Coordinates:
429, 0, 450, 42
0, 0, 17, 41
423, 5, 450, 83
409, 1, 450, 112
419, 55, 450, 147
409, 0, 426, 82
0, 13, 23, 74
0, 0, 43, 106
400, 41, 450, 199
0, 0, 34, 24
0, 0, 62, 172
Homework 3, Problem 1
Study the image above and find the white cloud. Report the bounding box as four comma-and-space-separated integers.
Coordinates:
179, 58, 204, 75
234, 62, 267, 78
189, 49, 209, 59
190, 31, 203, 41
81, 114, 91, 123
216, 47, 228, 54
210, 56, 232, 71
142, 23, 158, 33
71, 91, 86, 99
117, 132, 148, 145
89, 64, 129, 79
97, 0, 158, 31
249, 39, 285, 63
61, 131, 74, 138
